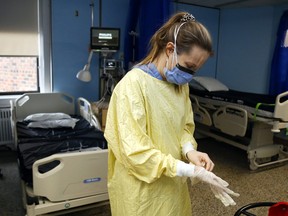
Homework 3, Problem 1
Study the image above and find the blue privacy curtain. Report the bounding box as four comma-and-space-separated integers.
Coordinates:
269, 10, 288, 96
124, 0, 171, 70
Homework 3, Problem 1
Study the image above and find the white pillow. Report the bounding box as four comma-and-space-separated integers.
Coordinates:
193, 76, 229, 92
27, 118, 79, 129
24, 112, 72, 122
189, 79, 206, 91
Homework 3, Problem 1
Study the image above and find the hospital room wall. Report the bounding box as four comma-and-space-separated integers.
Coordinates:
217, 4, 288, 94
51, 1, 288, 100
51, 0, 130, 102
51, 1, 219, 101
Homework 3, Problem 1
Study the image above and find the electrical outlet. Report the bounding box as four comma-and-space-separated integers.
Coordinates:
75, 10, 79, 17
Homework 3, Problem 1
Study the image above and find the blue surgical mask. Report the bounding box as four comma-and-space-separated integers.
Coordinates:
164, 23, 196, 85
164, 52, 195, 85
164, 64, 194, 85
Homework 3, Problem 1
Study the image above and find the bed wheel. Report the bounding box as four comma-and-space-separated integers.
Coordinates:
26, 194, 39, 205
249, 157, 272, 170
271, 154, 279, 161
249, 160, 258, 171
249, 154, 282, 170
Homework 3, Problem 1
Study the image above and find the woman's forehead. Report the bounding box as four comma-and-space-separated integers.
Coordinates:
181, 46, 210, 62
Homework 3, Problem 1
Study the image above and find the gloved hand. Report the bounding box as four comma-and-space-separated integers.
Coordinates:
191, 166, 240, 207
186, 150, 214, 171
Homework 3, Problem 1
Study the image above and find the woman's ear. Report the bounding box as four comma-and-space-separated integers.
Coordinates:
165, 42, 174, 57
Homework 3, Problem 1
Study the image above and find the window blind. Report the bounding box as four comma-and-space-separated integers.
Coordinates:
0, 0, 38, 55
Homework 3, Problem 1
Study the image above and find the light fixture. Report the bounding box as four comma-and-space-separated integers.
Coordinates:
76, 50, 93, 82
76, 0, 97, 82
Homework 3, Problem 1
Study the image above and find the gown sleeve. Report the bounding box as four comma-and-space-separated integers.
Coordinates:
104, 74, 179, 183
180, 85, 198, 157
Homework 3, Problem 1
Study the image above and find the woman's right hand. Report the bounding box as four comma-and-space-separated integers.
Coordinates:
186, 150, 214, 171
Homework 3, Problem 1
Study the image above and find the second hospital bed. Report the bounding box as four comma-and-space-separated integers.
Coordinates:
10, 92, 109, 216
189, 76, 288, 170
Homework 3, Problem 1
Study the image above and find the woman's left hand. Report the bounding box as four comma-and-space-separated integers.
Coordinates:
186, 150, 214, 171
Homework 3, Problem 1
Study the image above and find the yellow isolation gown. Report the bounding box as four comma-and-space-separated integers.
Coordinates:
104, 68, 198, 216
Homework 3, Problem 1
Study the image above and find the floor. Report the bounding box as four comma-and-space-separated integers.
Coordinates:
0, 136, 288, 216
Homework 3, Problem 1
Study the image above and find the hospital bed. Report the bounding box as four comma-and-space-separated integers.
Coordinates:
189, 77, 288, 170
10, 92, 109, 216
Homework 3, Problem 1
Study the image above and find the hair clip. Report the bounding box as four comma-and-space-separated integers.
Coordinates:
181, 13, 195, 22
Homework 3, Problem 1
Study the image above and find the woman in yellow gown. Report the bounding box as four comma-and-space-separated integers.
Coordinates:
104, 11, 239, 216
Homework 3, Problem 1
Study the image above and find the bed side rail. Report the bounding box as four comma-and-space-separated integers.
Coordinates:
77, 97, 101, 130
213, 105, 248, 137
9, 100, 17, 146
190, 95, 212, 126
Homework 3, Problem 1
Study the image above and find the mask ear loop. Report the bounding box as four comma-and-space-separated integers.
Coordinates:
165, 58, 169, 71
173, 23, 186, 66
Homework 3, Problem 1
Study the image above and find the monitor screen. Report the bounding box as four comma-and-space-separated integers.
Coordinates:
90, 27, 120, 51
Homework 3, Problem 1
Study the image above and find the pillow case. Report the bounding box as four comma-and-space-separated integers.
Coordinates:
27, 118, 79, 129
189, 79, 206, 91
193, 76, 229, 92
24, 112, 72, 122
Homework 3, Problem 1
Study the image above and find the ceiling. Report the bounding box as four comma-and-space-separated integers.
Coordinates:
176, 0, 288, 8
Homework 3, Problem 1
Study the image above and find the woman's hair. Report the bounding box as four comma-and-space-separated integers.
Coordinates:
138, 11, 213, 65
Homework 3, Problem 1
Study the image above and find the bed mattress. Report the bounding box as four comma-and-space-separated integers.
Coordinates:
190, 88, 277, 119
16, 115, 107, 185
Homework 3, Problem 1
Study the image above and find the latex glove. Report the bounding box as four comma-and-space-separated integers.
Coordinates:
210, 184, 239, 207
186, 150, 214, 171
191, 166, 240, 207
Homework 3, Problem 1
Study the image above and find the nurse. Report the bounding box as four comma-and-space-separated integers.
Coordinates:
104, 11, 239, 216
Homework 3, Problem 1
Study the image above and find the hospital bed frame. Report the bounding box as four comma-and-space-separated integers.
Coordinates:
190, 91, 288, 170
10, 93, 109, 216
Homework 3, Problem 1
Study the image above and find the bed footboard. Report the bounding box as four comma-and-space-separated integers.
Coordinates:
22, 149, 109, 215
272, 91, 288, 132
32, 149, 108, 202
274, 91, 288, 121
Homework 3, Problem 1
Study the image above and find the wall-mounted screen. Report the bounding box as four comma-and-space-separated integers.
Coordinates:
90, 27, 120, 51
